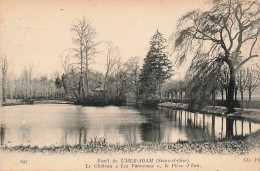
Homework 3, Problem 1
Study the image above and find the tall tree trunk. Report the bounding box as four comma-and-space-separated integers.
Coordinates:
2, 78, 6, 103
180, 90, 182, 103
248, 90, 252, 108
85, 51, 89, 96
234, 88, 237, 101
240, 91, 244, 111
248, 73, 252, 108
221, 86, 224, 105
157, 80, 162, 100
135, 76, 138, 105
170, 91, 173, 103
226, 60, 235, 114
79, 47, 84, 99
103, 73, 108, 102
212, 89, 216, 110
225, 87, 228, 102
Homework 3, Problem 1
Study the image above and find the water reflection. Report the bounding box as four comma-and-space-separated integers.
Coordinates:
1, 124, 5, 146
0, 105, 259, 147
226, 118, 233, 138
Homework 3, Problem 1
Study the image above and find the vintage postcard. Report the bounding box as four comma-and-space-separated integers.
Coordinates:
0, 0, 260, 170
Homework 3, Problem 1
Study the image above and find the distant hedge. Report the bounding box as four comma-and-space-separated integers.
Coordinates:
74, 93, 126, 106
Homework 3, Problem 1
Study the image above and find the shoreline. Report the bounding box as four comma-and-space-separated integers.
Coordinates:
158, 102, 260, 124
1, 100, 74, 106
1, 101, 260, 154
1, 101, 30, 106
2, 100, 260, 124
2, 101, 260, 124
1, 131, 259, 155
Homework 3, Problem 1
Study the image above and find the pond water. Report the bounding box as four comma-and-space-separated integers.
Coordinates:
0, 104, 259, 147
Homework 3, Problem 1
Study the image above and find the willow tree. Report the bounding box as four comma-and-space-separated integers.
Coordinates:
173, 0, 260, 113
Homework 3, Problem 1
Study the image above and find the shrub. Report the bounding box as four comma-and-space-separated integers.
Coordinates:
75, 93, 126, 106
140, 94, 160, 107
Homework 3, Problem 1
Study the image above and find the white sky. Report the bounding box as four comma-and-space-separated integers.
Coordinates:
0, 0, 206, 78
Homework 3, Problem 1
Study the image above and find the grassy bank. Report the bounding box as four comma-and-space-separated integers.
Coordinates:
1, 101, 31, 106
33, 100, 74, 104
1, 131, 260, 155
2, 100, 74, 106
74, 94, 126, 106
158, 102, 260, 123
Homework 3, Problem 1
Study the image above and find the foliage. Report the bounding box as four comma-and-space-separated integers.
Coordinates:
1, 54, 8, 102
4, 71, 64, 101
62, 51, 140, 105
55, 77, 63, 89
185, 55, 224, 110
140, 94, 160, 107
61, 69, 103, 100
74, 92, 126, 106
173, 0, 260, 113
139, 30, 173, 103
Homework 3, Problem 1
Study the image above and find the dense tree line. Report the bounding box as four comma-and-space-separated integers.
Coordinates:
162, 64, 260, 110
1, 62, 64, 103
1, 55, 8, 103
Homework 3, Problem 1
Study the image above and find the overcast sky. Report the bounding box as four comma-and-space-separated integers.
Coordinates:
0, 0, 206, 78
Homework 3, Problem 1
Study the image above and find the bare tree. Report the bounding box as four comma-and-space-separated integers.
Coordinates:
113, 56, 140, 103
125, 57, 140, 104
173, 0, 260, 113
60, 52, 80, 99
28, 64, 33, 99
236, 67, 248, 110
69, 17, 100, 99
221, 66, 230, 102
104, 41, 120, 93
1, 55, 8, 103
247, 66, 260, 108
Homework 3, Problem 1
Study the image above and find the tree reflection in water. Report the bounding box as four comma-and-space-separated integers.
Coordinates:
0, 105, 257, 147
1, 124, 5, 146
157, 108, 253, 141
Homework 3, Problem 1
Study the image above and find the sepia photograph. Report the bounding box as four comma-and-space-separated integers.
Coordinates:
0, 0, 260, 170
